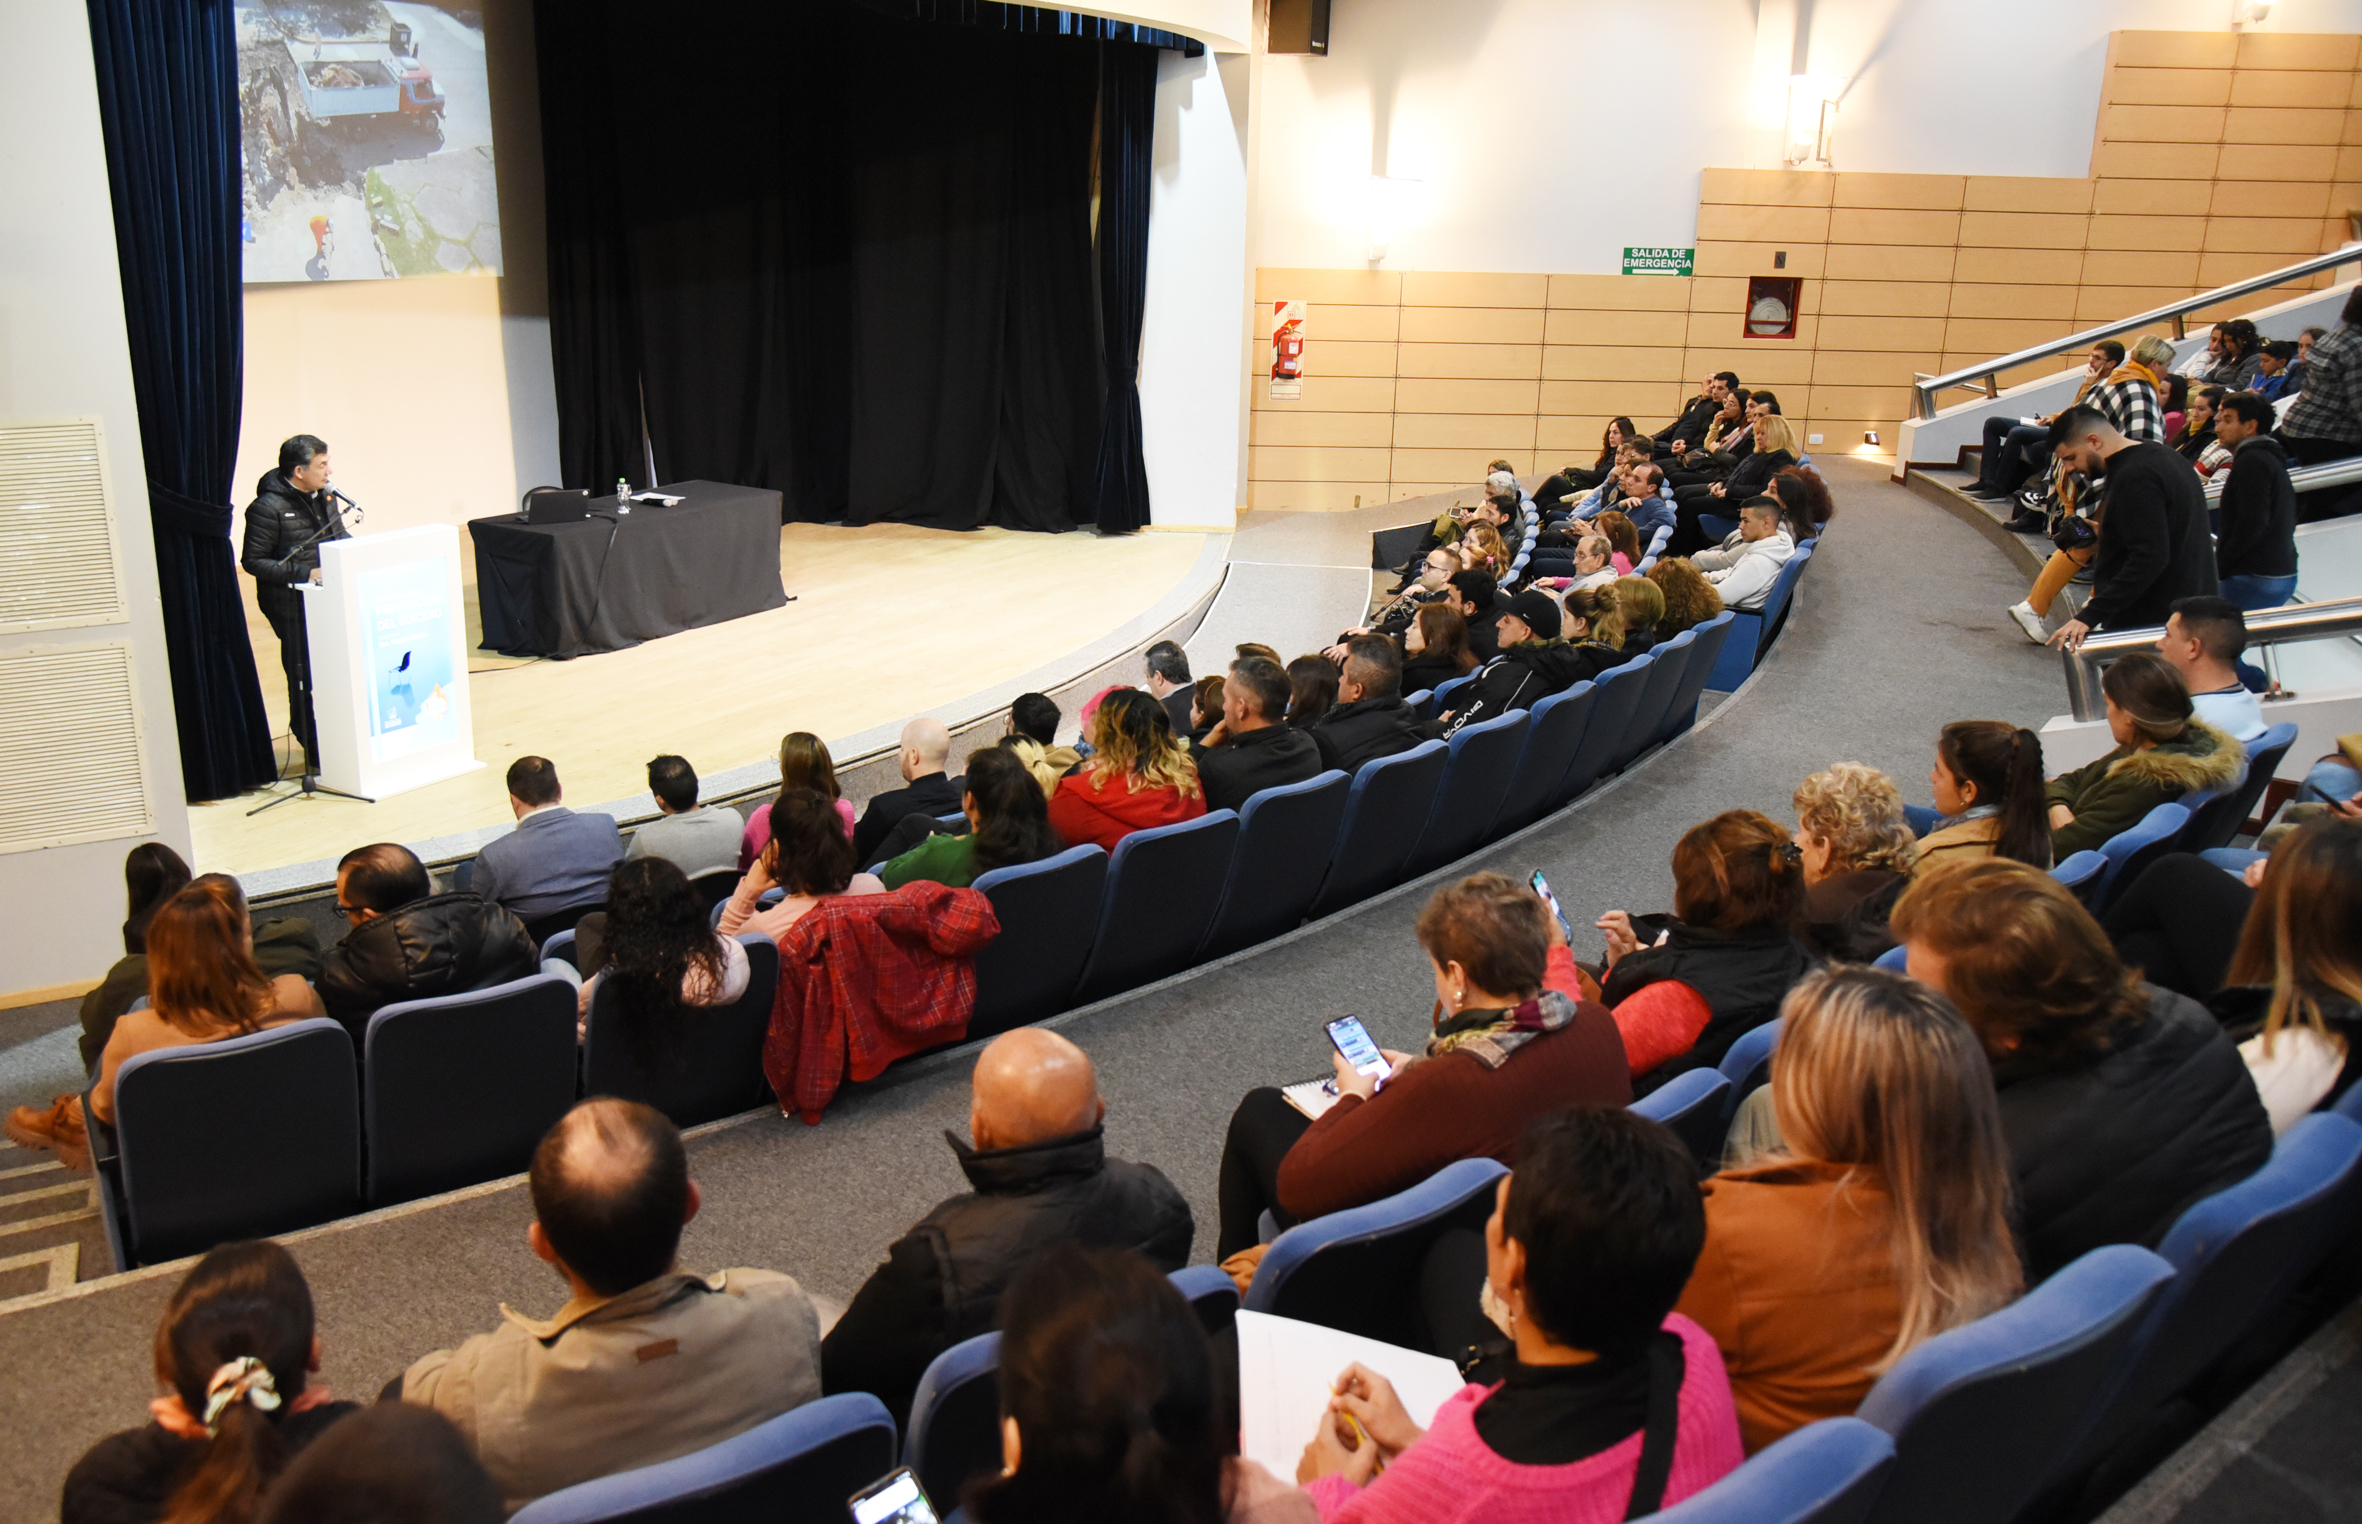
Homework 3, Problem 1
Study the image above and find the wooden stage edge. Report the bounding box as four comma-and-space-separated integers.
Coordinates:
203, 519, 1232, 899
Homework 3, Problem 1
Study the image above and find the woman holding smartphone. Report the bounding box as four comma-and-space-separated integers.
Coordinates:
1213, 873, 1630, 1262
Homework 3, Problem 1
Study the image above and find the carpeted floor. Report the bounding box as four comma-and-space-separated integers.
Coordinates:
0, 455, 2070, 1518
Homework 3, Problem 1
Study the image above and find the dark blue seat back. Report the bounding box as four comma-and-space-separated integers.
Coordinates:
1405, 711, 1530, 875
1169, 1264, 1242, 1337
1558, 655, 1653, 803
967, 845, 1108, 1036
2184, 722, 2297, 852
1697, 512, 1739, 543
1245, 1157, 1507, 1350
1650, 1417, 1895, 1524
582, 935, 781, 1127
904, 1332, 1004, 1509
1614, 629, 1695, 770
1427, 672, 1475, 719
2092, 801, 2193, 911
1201, 772, 1350, 959
1403, 687, 1434, 721
114, 1019, 361, 1266
1489, 682, 1597, 837
1073, 811, 1242, 1003
1659, 610, 1736, 742
1717, 1016, 1783, 1123
2051, 850, 2107, 900
1308, 740, 1449, 919
365, 973, 581, 1207
1631, 1068, 1734, 1169
507, 1393, 898, 1524
1754, 541, 1816, 655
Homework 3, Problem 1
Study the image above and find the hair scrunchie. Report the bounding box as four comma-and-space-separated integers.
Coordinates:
200, 1356, 283, 1435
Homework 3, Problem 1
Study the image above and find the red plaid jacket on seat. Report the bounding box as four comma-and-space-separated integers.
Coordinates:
762, 880, 1000, 1123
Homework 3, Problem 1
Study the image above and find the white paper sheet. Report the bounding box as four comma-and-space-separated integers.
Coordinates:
1233, 1309, 1469, 1482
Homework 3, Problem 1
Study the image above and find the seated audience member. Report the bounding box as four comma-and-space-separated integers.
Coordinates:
469, 757, 622, 923
1002, 691, 1081, 799
877, 745, 1068, 889
1296, 1107, 1742, 1517
1400, 602, 1480, 697
1647, 557, 1724, 638
2210, 392, 2299, 611
1893, 861, 2272, 1279
1771, 465, 1834, 538
1690, 498, 1795, 612
1668, 403, 1796, 550
1215, 874, 1630, 1259
1237, 641, 1285, 668
825, 1029, 1192, 1426
2171, 384, 2225, 468
967, 1245, 1312, 1524
1615, 575, 1666, 658
1286, 654, 1341, 730
2175, 324, 2226, 383
1190, 674, 1230, 741
720, 787, 886, 939
2207, 318, 2263, 391
1792, 764, 1918, 961
256, 1404, 501, 1524
1049, 689, 1207, 851
2280, 288, 2362, 482
2156, 596, 2267, 740
574, 858, 750, 1049
2046, 652, 2240, 859
1565, 534, 1619, 590
402, 1100, 822, 1509
1431, 590, 1591, 735
1613, 462, 1678, 542
738, 732, 854, 871
1447, 569, 1506, 662
1594, 509, 1643, 572
1915, 721, 2051, 872
1311, 637, 1425, 773
1144, 639, 1197, 737
2210, 818, 2362, 1132
1458, 523, 1511, 585
850, 718, 961, 868
1537, 417, 1641, 509
1556, 585, 1631, 675
1678, 968, 2020, 1452
1345, 546, 1461, 646
1666, 388, 1752, 487
1965, 342, 2122, 502
315, 843, 536, 1040
624, 755, 741, 880
2161, 372, 2190, 444
63, 1241, 357, 1524
2289, 325, 2326, 392
1655, 372, 1734, 457
2087, 334, 2173, 443
1598, 812, 1819, 1086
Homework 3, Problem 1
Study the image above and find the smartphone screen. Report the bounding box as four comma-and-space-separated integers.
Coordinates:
1326, 1015, 1391, 1079
1530, 870, 1573, 942
850, 1468, 941, 1524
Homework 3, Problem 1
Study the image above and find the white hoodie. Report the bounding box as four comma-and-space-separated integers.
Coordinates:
1697, 529, 1795, 612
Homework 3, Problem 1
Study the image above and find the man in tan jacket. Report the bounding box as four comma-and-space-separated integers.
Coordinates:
401, 1098, 822, 1510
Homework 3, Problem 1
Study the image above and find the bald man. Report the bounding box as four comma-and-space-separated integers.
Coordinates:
820, 1029, 1193, 1425
849, 716, 964, 868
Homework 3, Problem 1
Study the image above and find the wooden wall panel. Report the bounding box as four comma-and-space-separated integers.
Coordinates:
1248, 446, 1394, 482
1391, 414, 1545, 450
1249, 411, 1394, 448
1398, 306, 1544, 344
1396, 343, 1541, 380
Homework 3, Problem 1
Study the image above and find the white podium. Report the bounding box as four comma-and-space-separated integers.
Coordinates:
300, 524, 484, 801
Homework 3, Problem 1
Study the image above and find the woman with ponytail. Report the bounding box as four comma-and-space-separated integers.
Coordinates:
968, 1244, 1311, 1524
1914, 722, 2053, 872
65, 1241, 354, 1524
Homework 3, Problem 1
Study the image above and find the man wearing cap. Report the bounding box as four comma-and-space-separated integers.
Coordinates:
1427, 588, 1590, 737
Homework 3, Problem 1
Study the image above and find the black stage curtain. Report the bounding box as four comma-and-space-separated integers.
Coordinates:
1089, 42, 1157, 534
539, 1, 1157, 532
85, 0, 278, 801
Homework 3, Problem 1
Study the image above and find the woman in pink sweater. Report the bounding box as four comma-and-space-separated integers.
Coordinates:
1295, 1107, 1743, 1523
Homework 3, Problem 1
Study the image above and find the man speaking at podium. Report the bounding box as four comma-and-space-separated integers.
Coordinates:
242, 434, 352, 772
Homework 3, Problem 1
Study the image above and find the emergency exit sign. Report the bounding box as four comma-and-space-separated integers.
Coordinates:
1622, 246, 1694, 276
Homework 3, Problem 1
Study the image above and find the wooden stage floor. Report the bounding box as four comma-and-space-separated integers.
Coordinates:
196, 519, 1217, 886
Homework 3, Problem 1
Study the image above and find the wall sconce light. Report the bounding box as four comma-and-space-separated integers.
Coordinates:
2232, 0, 2274, 27
1783, 76, 1841, 170
1863, 430, 1881, 446
1367, 176, 1423, 263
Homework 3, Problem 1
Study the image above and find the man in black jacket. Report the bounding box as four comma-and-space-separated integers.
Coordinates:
1311, 637, 1425, 773
1446, 569, 1505, 663
2045, 405, 2217, 651
851, 718, 962, 868
820, 1029, 1191, 1426
1430, 590, 1591, 737
1192, 657, 1323, 813
1653, 372, 1733, 457
241, 434, 352, 769
2209, 391, 2299, 610
316, 843, 537, 1041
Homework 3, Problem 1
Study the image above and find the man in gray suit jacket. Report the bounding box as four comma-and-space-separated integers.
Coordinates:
470, 757, 623, 923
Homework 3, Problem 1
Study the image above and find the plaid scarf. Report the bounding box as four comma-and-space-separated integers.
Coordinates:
1424, 988, 1581, 1070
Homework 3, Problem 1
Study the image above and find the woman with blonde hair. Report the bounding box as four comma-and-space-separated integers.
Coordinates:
1676, 966, 2021, 1452
1048, 688, 1205, 852
738, 731, 853, 870
1555, 585, 1631, 685
1647, 557, 1724, 638
1614, 574, 1665, 657
1792, 763, 1918, 961
1460, 522, 1510, 584
2211, 817, 2362, 1130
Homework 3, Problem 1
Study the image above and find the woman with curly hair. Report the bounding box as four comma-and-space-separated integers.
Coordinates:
1048, 688, 1205, 852
577, 857, 748, 1057
1791, 763, 1919, 962
1647, 556, 1725, 637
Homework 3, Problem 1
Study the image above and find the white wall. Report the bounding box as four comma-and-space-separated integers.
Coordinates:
0, 0, 194, 998
1141, 46, 1254, 528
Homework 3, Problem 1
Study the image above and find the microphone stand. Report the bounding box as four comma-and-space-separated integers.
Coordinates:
249, 506, 373, 815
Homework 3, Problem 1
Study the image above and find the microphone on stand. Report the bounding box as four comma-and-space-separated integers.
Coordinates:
329, 487, 364, 525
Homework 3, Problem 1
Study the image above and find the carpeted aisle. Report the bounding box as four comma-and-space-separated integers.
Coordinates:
0, 456, 2065, 1518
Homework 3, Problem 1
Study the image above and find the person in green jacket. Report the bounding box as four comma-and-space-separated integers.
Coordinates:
2048, 651, 2244, 859
878, 744, 1068, 890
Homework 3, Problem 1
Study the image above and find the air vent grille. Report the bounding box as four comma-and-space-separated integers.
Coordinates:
0, 419, 127, 634
0, 642, 153, 854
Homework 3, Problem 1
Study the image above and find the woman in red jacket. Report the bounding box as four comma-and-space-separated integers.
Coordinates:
1048, 688, 1206, 852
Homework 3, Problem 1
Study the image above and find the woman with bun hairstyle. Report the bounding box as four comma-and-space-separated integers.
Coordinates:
2044, 652, 2240, 859
65, 1241, 355, 1524
1915, 722, 2052, 872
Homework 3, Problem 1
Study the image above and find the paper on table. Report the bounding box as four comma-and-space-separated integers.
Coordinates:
1234, 1309, 1469, 1482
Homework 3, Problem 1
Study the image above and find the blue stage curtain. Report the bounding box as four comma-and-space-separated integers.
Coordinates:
1090, 40, 1159, 535
85, 0, 277, 801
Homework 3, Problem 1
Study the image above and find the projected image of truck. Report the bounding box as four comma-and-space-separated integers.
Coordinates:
238, 1, 502, 283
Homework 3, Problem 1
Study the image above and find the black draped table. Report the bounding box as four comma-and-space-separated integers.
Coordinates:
468, 481, 786, 658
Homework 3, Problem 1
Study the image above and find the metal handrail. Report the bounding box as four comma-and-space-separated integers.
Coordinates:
2062, 595, 2362, 720
2202, 455, 2362, 501
1914, 246, 2362, 419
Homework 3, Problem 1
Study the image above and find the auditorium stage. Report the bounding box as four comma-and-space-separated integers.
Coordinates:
198, 519, 1228, 892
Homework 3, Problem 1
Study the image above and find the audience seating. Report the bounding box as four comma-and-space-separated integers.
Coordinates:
687, 870, 740, 912
2181, 722, 2297, 853
707, 887, 783, 928
95, 1018, 362, 1269
1697, 512, 1739, 544
1716, 1018, 1783, 1124
1402, 686, 1433, 720
1306, 740, 1449, 919
1427, 673, 1475, 717
1168, 1263, 1242, 1337
1489, 682, 1599, 837
1404, 711, 1531, 875
1658, 612, 1738, 743
1557, 657, 1655, 803
582, 935, 782, 1127
903, 1331, 1004, 1510
1244, 1156, 1507, 1350
1629, 1068, 1733, 1170
524, 901, 606, 949
363, 973, 580, 1207
965, 845, 1107, 1039
1072, 811, 1243, 1004
1199, 772, 1350, 960
2051, 850, 2107, 900
1705, 542, 1817, 693
1852, 1244, 2177, 1524
1636, 522, 1672, 573
1903, 804, 1943, 838
1872, 946, 1909, 973
506, 1392, 898, 1524
1619, 629, 1698, 766
1647, 1416, 1895, 1524
2090, 802, 2194, 911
